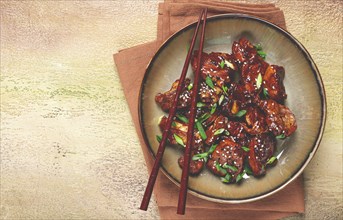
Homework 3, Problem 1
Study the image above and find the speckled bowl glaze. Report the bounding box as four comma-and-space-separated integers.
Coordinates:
139, 14, 326, 203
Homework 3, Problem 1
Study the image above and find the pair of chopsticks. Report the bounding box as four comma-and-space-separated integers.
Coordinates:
140, 8, 208, 215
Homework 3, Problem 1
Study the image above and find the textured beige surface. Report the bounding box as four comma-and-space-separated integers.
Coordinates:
0, 1, 342, 220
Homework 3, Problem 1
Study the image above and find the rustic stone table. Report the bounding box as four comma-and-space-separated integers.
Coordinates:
1, 1, 342, 219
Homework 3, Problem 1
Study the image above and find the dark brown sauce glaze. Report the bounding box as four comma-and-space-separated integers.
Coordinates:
155, 37, 297, 183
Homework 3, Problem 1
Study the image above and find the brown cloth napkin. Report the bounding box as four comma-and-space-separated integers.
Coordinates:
114, 1, 304, 219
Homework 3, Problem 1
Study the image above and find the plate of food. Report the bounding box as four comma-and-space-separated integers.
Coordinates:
139, 14, 326, 203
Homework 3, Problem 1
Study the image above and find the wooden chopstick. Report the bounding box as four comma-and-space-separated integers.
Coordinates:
140, 9, 206, 211
176, 8, 208, 215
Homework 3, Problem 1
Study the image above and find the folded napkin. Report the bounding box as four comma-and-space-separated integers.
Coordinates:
114, 1, 304, 219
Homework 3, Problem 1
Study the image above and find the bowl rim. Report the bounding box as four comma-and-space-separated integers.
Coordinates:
138, 13, 327, 203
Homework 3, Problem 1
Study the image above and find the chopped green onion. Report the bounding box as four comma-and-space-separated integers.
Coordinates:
156, 135, 162, 143
205, 76, 215, 89
197, 102, 206, 108
198, 113, 211, 123
208, 144, 218, 154
219, 60, 225, 69
221, 174, 231, 183
222, 164, 238, 172
220, 177, 230, 183
254, 43, 263, 51
196, 121, 207, 140
218, 94, 224, 105
172, 121, 176, 127
187, 83, 193, 91
276, 133, 286, 139
235, 110, 247, 117
236, 172, 244, 183
222, 85, 228, 95
241, 146, 250, 152
215, 163, 228, 175
173, 134, 185, 147
224, 130, 230, 136
256, 73, 262, 89
214, 128, 225, 136
203, 157, 208, 163
257, 50, 266, 59
262, 87, 269, 99
266, 156, 277, 165
210, 103, 217, 114
215, 163, 221, 171
176, 114, 189, 123
192, 152, 209, 161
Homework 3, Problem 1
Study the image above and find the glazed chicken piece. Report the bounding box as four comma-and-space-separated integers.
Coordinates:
155, 78, 192, 112
263, 65, 287, 102
205, 115, 229, 146
241, 62, 267, 94
207, 139, 244, 180
221, 83, 251, 117
257, 99, 297, 137
159, 116, 205, 175
248, 133, 276, 176
226, 121, 250, 148
242, 106, 268, 135
232, 37, 268, 67
198, 82, 221, 105
191, 51, 237, 87
159, 116, 202, 147
178, 147, 205, 175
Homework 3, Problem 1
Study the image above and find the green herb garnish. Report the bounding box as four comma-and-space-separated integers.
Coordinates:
198, 113, 211, 123
219, 60, 225, 69
276, 133, 286, 139
205, 76, 215, 89
156, 135, 162, 143
192, 152, 209, 161
262, 87, 269, 99
236, 172, 244, 183
192, 144, 218, 161
172, 121, 176, 127
242, 146, 250, 152
215, 163, 221, 171
197, 102, 206, 108
210, 103, 217, 114
235, 110, 247, 117
220, 177, 229, 183
215, 163, 228, 175
187, 83, 193, 91
196, 121, 207, 140
257, 50, 266, 59
218, 94, 224, 105
222, 85, 228, 95
173, 134, 185, 147
224, 130, 230, 136
214, 128, 225, 136
221, 174, 231, 183
256, 73, 262, 89
255, 43, 266, 59
254, 43, 263, 51
266, 156, 277, 165
208, 144, 218, 154
176, 114, 189, 123
222, 164, 238, 172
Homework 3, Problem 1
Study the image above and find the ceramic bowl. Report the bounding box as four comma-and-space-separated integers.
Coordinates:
139, 14, 326, 203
